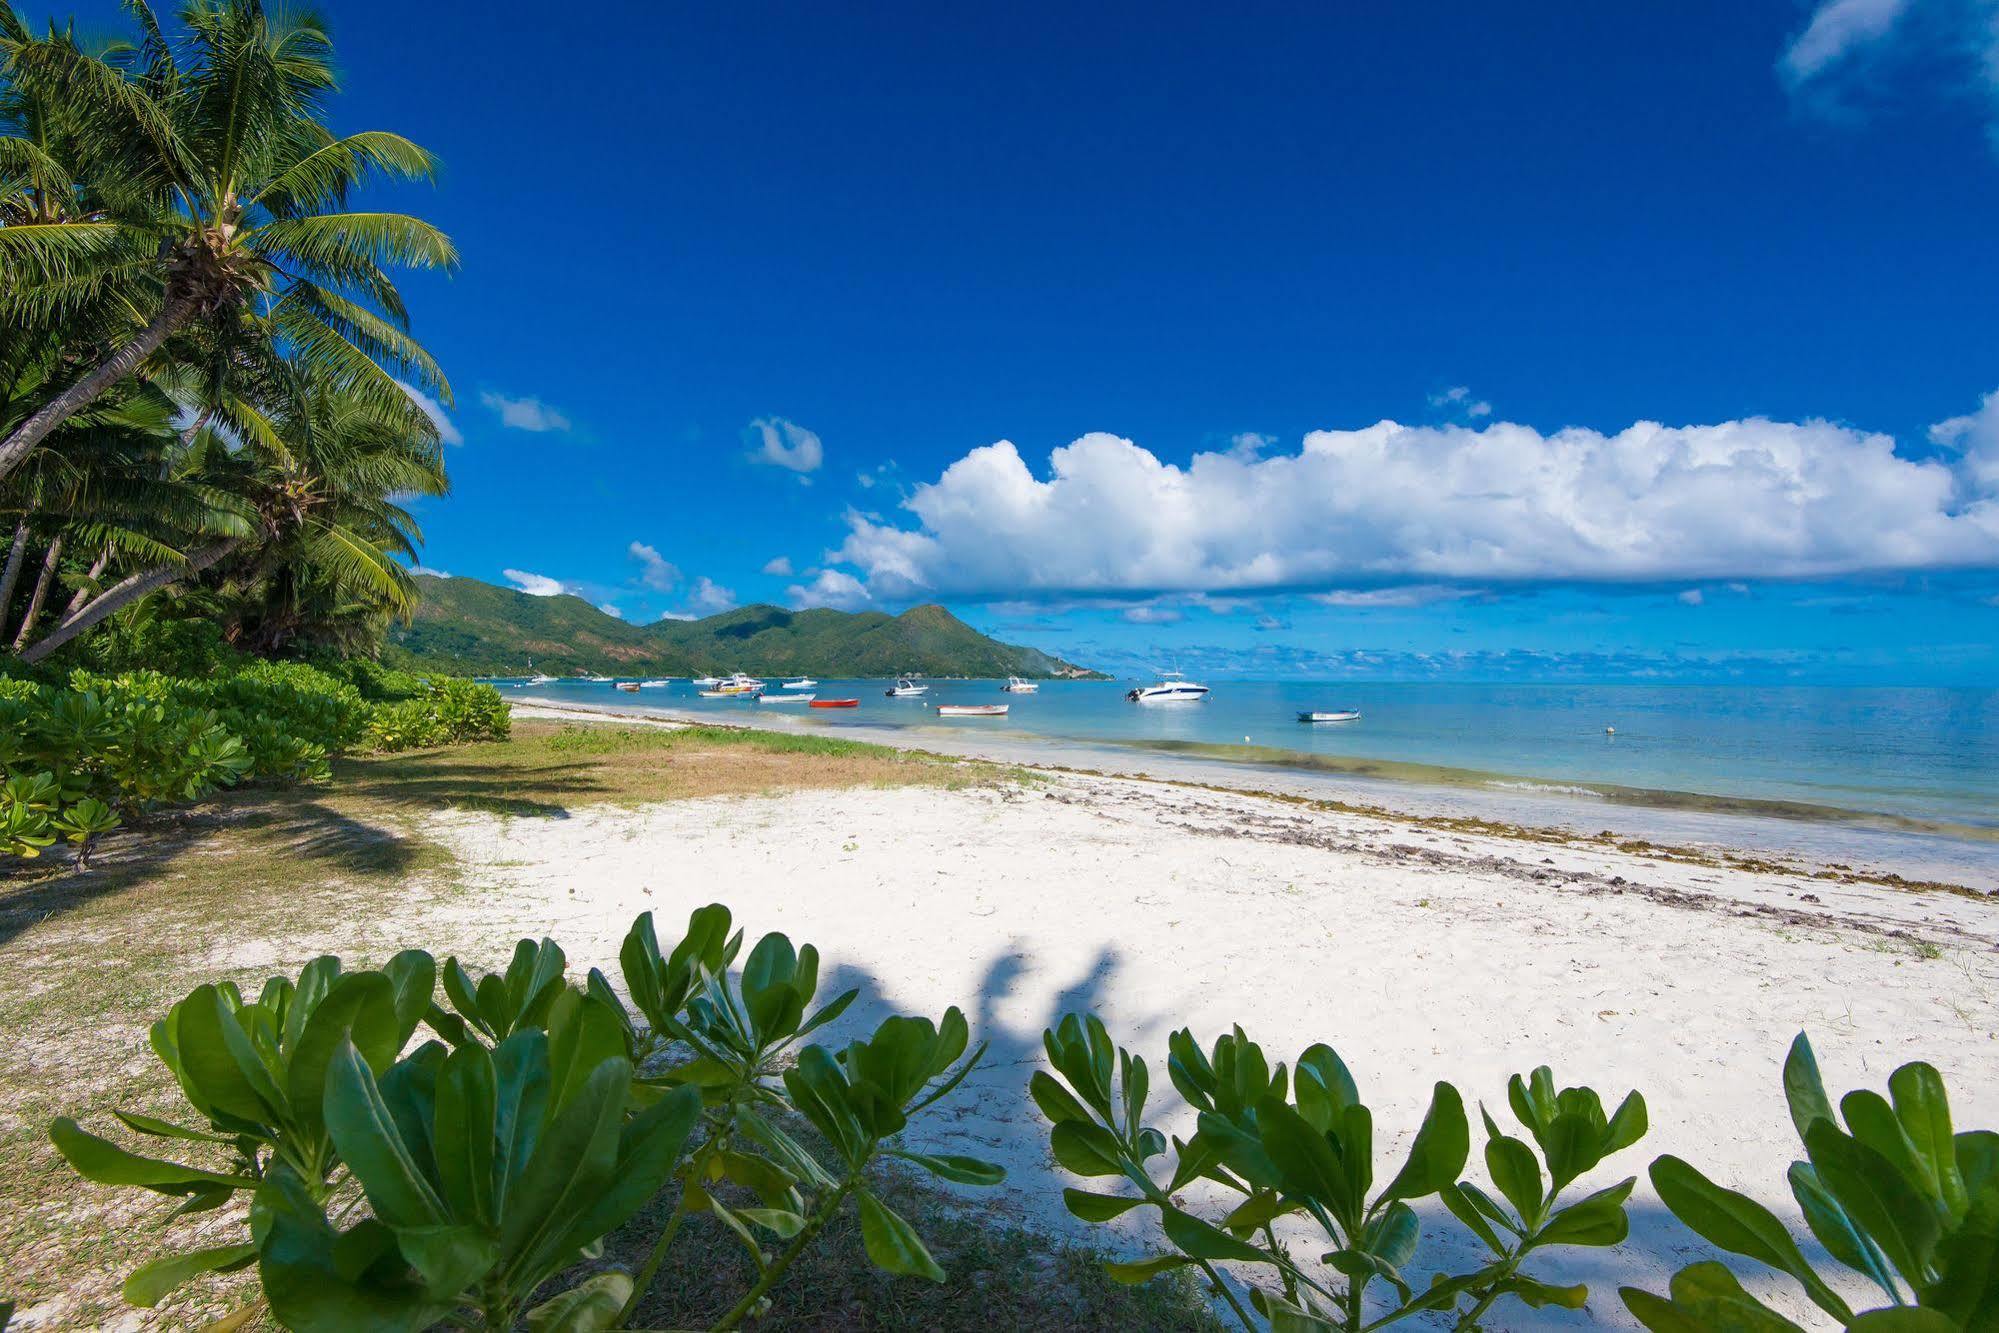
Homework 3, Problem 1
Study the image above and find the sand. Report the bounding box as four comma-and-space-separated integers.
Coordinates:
408, 724, 1999, 1329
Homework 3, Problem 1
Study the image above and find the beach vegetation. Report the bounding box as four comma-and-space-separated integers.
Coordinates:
1622, 1033, 1999, 1330
49, 905, 1002, 1330
1035, 1014, 1648, 1330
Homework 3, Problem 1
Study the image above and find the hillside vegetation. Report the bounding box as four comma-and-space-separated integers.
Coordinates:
385, 574, 1101, 677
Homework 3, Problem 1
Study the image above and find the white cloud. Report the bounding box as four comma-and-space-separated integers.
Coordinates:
600, 603, 624, 619
1678, 588, 1706, 606
503, 569, 571, 597
1931, 387, 1999, 493
398, 382, 462, 445
481, 392, 573, 433
410, 565, 452, 578
1228, 432, 1275, 460
1429, 386, 1493, 419
761, 556, 795, 576
787, 569, 871, 611
1122, 604, 1184, 624
1779, 0, 1999, 144
1312, 586, 1477, 608
746, 417, 824, 473
1780, 0, 1913, 83
686, 577, 736, 615
833, 398, 1999, 601
628, 541, 679, 591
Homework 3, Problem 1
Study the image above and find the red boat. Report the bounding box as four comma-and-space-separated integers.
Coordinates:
809, 698, 859, 709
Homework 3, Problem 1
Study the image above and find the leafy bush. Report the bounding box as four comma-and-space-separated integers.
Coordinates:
0, 664, 508, 866
52, 905, 998, 1329
1036, 1015, 1647, 1329
1622, 1033, 1999, 1330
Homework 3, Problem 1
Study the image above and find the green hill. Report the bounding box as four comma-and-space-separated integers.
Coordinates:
384, 575, 1102, 679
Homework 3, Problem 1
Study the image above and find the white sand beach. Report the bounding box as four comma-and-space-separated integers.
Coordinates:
402, 709, 1999, 1328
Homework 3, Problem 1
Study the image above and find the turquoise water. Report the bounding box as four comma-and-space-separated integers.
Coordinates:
496, 678, 1998, 833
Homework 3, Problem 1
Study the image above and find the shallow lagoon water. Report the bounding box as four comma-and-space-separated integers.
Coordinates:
498, 678, 1996, 835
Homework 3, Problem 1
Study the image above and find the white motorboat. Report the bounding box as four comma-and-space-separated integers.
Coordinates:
698, 689, 755, 700
715, 672, 766, 695
692, 675, 721, 687
638, 679, 670, 688
885, 677, 929, 697
526, 674, 557, 686
760, 692, 816, 704
783, 677, 817, 690
1000, 676, 1039, 693
1298, 709, 1361, 723
1126, 671, 1209, 704
938, 703, 1007, 717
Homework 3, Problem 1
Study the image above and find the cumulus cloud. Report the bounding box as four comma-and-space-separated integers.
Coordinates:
1429, 385, 1493, 419
398, 382, 462, 445
1228, 432, 1275, 460
788, 569, 871, 611
1931, 387, 1999, 493
746, 417, 824, 473
1313, 586, 1477, 608
1122, 604, 1184, 624
628, 541, 679, 591
410, 565, 452, 578
761, 556, 795, 576
600, 603, 624, 619
481, 392, 573, 433
1678, 588, 1706, 606
832, 400, 1999, 602
686, 577, 736, 615
503, 569, 571, 597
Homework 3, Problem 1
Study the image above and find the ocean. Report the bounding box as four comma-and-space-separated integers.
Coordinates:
494, 677, 1997, 838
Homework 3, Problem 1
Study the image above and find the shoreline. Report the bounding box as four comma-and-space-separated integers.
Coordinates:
509, 698, 1998, 892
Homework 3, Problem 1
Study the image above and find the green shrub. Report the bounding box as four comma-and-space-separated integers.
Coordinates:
1036, 1016, 1647, 1330
52, 905, 998, 1329
1622, 1033, 1999, 1330
0, 664, 508, 866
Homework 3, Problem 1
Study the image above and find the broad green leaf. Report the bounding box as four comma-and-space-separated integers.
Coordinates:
526, 1271, 634, 1332
1440, 1182, 1507, 1252
734, 1207, 808, 1238
1364, 1200, 1420, 1269
1029, 1069, 1092, 1125
500, 1058, 629, 1279
1846, 1312, 1962, 1331
1499, 1272, 1588, 1308
1605, 1090, 1649, 1153
49, 1118, 252, 1195
1888, 1062, 1964, 1218
1064, 1188, 1146, 1222
434, 1043, 498, 1226
1621, 1262, 1807, 1333
1051, 1119, 1127, 1178
1377, 1081, 1468, 1204
395, 1223, 500, 1299
1257, 1096, 1356, 1220
1536, 1177, 1635, 1247
559, 1084, 704, 1251
1842, 1089, 1938, 1208
382, 950, 437, 1044
1788, 1161, 1898, 1302
783, 1046, 867, 1168
1484, 1134, 1543, 1225
857, 1189, 946, 1282
122, 1242, 257, 1306
1103, 1253, 1195, 1284
110, 1110, 238, 1144
322, 1039, 447, 1230
287, 973, 399, 1137
1293, 1044, 1359, 1131
1805, 1119, 1939, 1288
1160, 1203, 1269, 1264
1783, 1033, 1837, 1144
1649, 1155, 1851, 1323
889, 1150, 1004, 1186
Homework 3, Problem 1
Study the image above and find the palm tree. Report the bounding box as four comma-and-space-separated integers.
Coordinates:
0, 0, 455, 485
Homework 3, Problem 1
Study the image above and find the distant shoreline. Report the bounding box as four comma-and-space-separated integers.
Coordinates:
508, 697, 1998, 891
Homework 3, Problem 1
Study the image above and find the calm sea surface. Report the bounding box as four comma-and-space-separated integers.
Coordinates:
494, 678, 1998, 833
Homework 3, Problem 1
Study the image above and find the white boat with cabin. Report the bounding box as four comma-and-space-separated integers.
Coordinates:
1000, 676, 1039, 693
1126, 671, 1209, 704
783, 677, 817, 690
885, 677, 929, 697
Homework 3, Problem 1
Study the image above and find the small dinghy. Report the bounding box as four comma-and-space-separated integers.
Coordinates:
810, 698, 859, 708
937, 704, 1008, 717
759, 693, 815, 704
1298, 709, 1361, 723
615, 681, 641, 693
699, 690, 753, 700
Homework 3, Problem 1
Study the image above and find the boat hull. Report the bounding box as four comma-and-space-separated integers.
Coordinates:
937, 704, 1008, 717
1299, 711, 1362, 723
810, 699, 859, 708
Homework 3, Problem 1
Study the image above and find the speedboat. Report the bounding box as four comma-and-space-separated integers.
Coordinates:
885, 677, 928, 697
1299, 709, 1361, 723
783, 677, 817, 690
638, 679, 670, 688
526, 674, 557, 686
1001, 676, 1039, 693
1126, 671, 1209, 703
698, 689, 755, 700
760, 692, 816, 704
692, 674, 721, 687
715, 673, 766, 696
938, 704, 1007, 717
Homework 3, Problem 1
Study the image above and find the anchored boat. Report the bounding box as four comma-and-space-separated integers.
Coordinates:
810, 699, 859, 709
1126, 671, 1209, 703
1298, 709, 1361, 723
937, 704, 1008, 717
885, 677, 929, 697
1000, 676, 1039, 693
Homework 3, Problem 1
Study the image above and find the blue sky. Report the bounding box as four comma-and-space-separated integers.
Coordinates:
53, 1, 1999, 681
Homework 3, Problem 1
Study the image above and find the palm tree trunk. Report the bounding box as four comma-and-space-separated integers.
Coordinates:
11, 536, 62, 650
20, 538, 237, 665
0, 291, 198, 486
61, 547, 112, 619
0, 517, 28, 614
